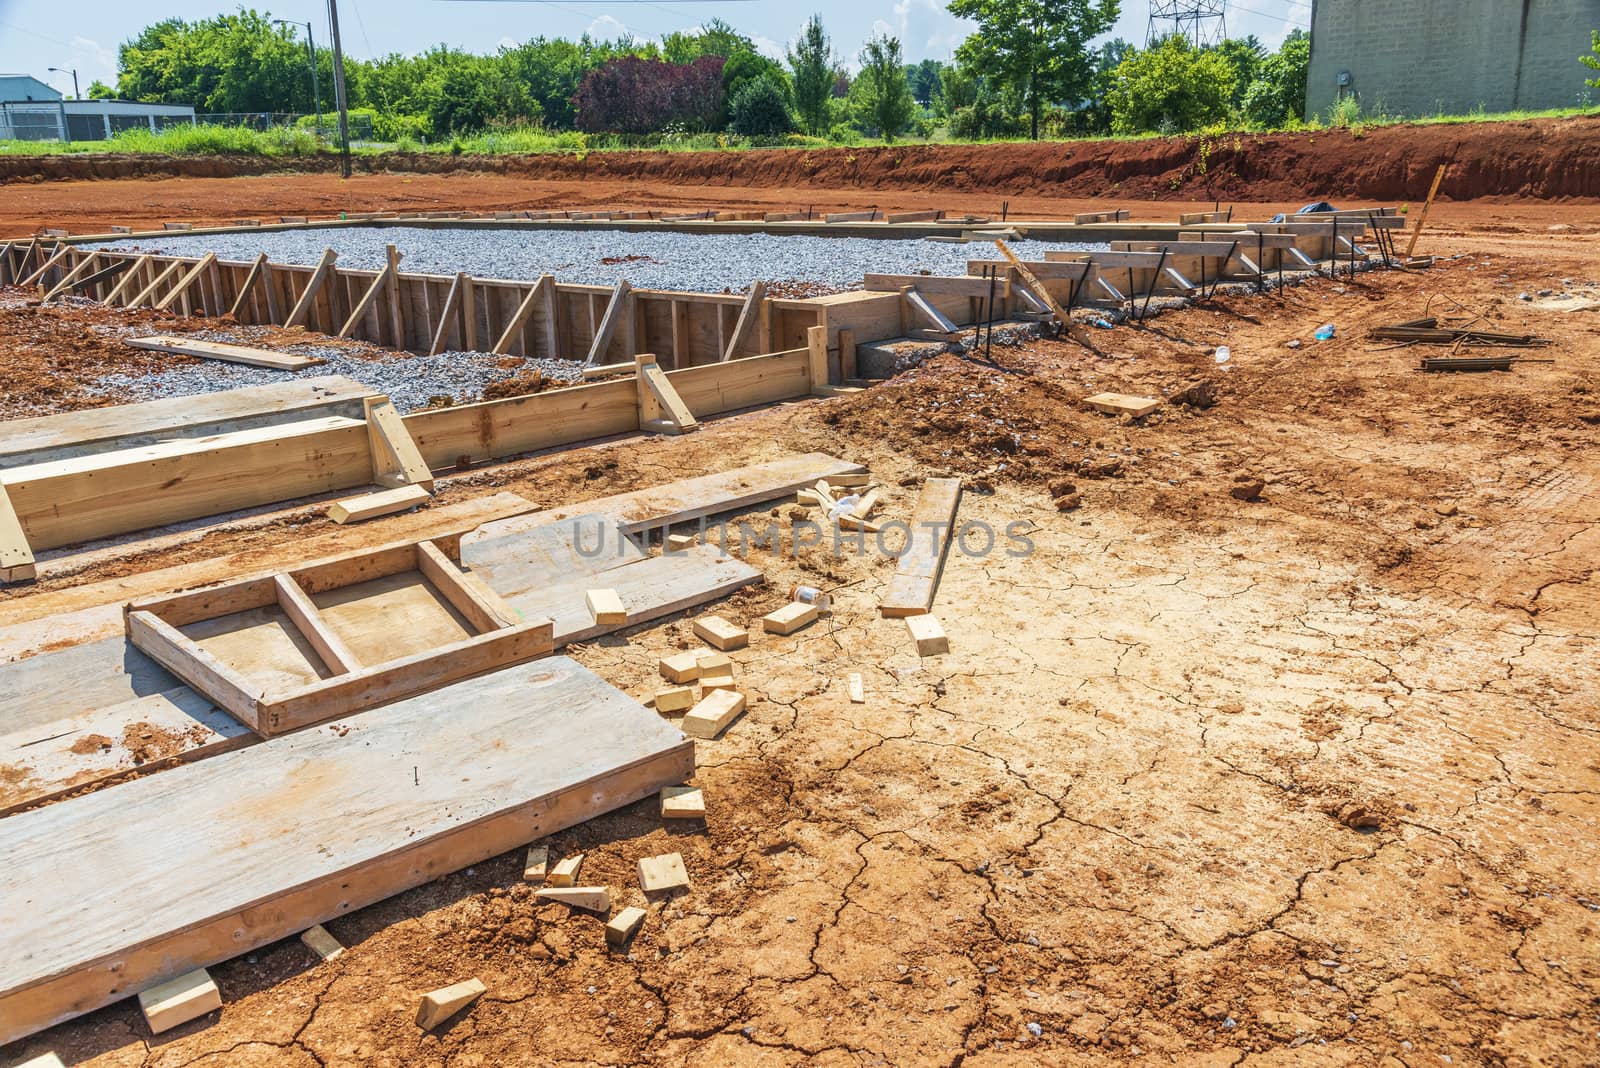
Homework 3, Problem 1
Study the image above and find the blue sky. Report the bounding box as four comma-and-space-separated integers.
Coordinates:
0, 0, 1311, 98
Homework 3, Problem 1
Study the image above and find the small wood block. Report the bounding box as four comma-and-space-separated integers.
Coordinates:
655, 686, 696, 713
693, 615, 748, 651
906, 615, 950, 657
328, 483, 431, 524
1085, 393, 1161, 418
659, 652, 701, 684
796, 489, 827, 507
637, 852, 690, 894
523, 845, 549, 882
681, 689, 746, 739
585, 588, 628, 625
605, 906, 648, 949
848, 673, 866, 703
666, 533, 696, 551
416, 978, 486, 1030
828, 472, 872, 488
699, 671, 736, 692
660, 785, 706, 820
548, 854, 584, 887
301, 923, 344, 962
763, 602, 818, 635
535, 886, 611, 913
137, 968, 221, 1034
695, 651, 732, 673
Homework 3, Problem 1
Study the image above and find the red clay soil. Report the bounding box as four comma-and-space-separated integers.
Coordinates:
4, 115, 1600, 201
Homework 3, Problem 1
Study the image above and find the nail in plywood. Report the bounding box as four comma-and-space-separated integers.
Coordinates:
693, 615, 747, 651
300, 924, 345, 962
416, 978, 486, 1030
848, 673, 865, 703
285, 248, 338, 329
637, 852, 690, 895
547, 854, 584, 888
125, 335, 325, 371
605, 906, 647, 949
364, 396, 434, 490
328, 483, 432, 525
655, 685, 695, 713
1085, 393, 1161, 418
523, 845, 550, 882
0, 481, 36, 584
586, 588, 628, 625
681, 688, 745, 739
880, 477, 963, 618
906, 614, 949, 657
660, 785, 706, 819
536, 886, 612, 913
763, 602, 817, 635
136, 968, 221, 1034
659, 651, 701, 684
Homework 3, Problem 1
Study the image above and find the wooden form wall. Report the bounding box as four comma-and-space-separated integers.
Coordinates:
28, 248, 780, 368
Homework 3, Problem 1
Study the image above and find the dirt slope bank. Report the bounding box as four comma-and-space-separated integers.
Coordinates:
3, 115, 1598, 200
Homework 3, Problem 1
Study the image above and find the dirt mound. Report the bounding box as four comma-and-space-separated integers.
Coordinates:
4, 115, 1598, 200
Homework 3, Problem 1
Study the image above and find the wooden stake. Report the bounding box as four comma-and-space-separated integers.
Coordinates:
41, 252, 98, 302
384, 245, 405, 349
103, 254, 154, 306
228, 253, 269, 321
994, 239, 1091, 345
428, 272, 467, 356
721, 279, 766, 361
285, 248, 338, 329
18, 243, 67, 289
583, 279, 631, 367
806, 324, 830, 392
492, 274, 548, 355
153, 253, 218, 313
1405, 164, 1448, 259
124, 259, 187, 311
339, 252, 402, 339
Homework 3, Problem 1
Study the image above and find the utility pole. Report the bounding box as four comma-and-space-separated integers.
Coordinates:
326, 0, 353, 178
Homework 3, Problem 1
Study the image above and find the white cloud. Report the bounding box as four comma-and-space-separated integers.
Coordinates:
497, 36, 518, 51
586, 15, 631, 41
750, 34, 784, 62
43, 36, 117, 97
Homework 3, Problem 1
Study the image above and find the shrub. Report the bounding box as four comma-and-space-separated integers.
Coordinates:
574, 55, 726, 134
728, 75, 796, 139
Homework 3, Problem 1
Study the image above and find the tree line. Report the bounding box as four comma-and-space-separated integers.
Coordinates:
87, 3, 1312, 145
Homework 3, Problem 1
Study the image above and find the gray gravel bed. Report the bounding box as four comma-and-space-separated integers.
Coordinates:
90, 325, 584, 413
88, 225, 1104, 293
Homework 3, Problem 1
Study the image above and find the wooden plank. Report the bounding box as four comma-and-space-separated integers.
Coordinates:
383, 245, 406, 348
492, 276, 546, 355
124, 335, 324, 371
0, 657, 694, 1045
806, 325, 830, 391
364, 397, 434, 490
584, 280, 632, 367
329, 483, 432, 524
18, 244, 68, 289
428, 272, 466, 356
864, 273, 1009, 299
284, 249, 338, 329
880, 477, 962, 618
637, 356, 698, 434
0, 480, 36, 584
272, 573, 363, 674
720, 280, 766, 362
124, 610, 264, 731
905, 288, 959, 335
337, 254, 399, 338
103, 254, 154, 306
460, 274, 478, 352
416, 540, 520, 632
40, 252, 98, 302
0, 375, 374, 468
681, 688, 745, 739
152, 253, 218, 313
993, 240, 1088, 343
123, 259, 185, 311
228, 253, 268, 320
884, 209, 941, 224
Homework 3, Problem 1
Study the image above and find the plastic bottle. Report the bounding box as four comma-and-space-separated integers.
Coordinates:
1314, 324, 1336, 341
790, 584, 832, 611
1214, 346, 1231, 364
827, 495, 861, 521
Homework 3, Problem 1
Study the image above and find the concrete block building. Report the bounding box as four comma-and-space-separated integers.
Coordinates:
1306, 0, 1600, 120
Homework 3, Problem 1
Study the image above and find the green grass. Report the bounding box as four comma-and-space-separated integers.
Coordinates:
1, 105, 1592, 159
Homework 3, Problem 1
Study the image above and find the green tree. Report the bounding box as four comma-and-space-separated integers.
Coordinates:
853, 34, 915, 140
1583, 30, 1600, 90
945, 0, 1119, 139
1105, 33, 1235, 134
1241, 29, 1311, 127
906, 58, 944, 107
1212, 35, 1266, 108
86, 80, 116, 100
788, 14, 835, 134
729, 73, 796, 138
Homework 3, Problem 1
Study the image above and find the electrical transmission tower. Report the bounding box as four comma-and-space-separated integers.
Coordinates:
1147, 0, 1228, 47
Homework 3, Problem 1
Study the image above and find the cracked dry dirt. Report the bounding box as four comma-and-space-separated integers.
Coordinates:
5, 225, 1599, 1068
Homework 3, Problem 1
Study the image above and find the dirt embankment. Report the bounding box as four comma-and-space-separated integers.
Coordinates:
4, 115, 1600, 200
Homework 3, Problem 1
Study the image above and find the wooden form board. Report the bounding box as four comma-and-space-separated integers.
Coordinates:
125, 536, 553, 736
125, 335, 325, 370
0, 657, 694, 1046
880, 477, 963, 618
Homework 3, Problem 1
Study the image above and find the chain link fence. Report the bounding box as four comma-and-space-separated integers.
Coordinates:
198, 112, 376, 140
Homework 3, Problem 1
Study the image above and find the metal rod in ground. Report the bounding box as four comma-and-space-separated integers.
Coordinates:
983, 265, 997, 361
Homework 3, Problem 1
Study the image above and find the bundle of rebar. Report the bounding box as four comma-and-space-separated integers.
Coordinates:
1367, 317, 1551, 348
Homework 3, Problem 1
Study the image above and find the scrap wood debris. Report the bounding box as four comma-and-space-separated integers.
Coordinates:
1367, 317, 1552, 348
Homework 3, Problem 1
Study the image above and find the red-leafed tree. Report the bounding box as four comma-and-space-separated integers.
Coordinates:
574, 55, 726, 133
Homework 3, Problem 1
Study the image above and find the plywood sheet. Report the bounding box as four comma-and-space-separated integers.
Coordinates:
0, 657, 694, 1045
310, 571, 475, 664
184, 604, 329, 694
